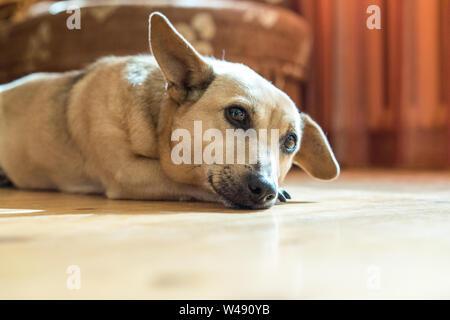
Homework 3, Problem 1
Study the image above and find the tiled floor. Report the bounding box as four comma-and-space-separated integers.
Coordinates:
1, 169, 449, 299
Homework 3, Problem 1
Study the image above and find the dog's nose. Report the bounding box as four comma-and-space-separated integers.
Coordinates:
247, 174, 277, 205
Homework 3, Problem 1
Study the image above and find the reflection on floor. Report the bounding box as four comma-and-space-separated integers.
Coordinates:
0, 169, 449, 299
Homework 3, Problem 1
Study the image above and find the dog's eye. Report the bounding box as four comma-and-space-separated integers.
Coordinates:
282, 133, 297, 153
225, 105, 250, 129
231, 108, 245, 121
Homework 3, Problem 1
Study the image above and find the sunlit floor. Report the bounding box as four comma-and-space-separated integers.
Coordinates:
0, 169, 449, 299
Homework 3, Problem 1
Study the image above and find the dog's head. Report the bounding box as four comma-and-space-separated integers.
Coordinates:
150, 13, 339, 209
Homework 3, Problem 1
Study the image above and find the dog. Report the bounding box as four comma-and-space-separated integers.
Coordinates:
0, 12, 339, 209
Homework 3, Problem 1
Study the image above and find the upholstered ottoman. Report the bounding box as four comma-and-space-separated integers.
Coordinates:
0, 0, 311, 107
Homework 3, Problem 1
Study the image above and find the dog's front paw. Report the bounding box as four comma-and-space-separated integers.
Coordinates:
277, 188, 291, 203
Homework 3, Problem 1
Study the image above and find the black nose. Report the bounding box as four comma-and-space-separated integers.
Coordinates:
247, 174, 277, 205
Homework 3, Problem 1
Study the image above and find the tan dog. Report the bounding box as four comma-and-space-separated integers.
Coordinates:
0, 12, 339, 209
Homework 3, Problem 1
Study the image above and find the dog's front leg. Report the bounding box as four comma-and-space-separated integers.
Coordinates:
102, 156, 218, 203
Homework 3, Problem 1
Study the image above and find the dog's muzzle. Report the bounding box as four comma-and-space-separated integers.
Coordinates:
208, 169, 278, 209
247, 174, 277, 206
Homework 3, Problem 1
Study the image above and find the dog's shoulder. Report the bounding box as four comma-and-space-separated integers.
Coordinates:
74, 55, 161, 90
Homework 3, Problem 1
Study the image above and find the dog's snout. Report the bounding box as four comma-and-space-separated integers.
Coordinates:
247, 174, 277, 205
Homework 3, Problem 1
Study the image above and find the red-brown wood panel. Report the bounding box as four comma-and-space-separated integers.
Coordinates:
296, 0, 449, 168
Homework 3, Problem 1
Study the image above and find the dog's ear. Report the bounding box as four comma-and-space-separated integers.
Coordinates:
149, 12, 214, 103
293, 113, 340, 180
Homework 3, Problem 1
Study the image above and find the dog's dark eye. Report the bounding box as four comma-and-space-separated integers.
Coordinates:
282, 133, 297, 153
225, 105, 250, 129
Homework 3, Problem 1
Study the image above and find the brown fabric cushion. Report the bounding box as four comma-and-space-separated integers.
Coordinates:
0, 0, 311, 106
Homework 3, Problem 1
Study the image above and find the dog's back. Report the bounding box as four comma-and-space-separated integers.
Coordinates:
0, 72, 83, 189
0, 55, 165, 193
0, 59, 126, 192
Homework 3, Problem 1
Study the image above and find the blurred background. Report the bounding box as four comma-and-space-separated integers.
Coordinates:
1, 0, 449, 169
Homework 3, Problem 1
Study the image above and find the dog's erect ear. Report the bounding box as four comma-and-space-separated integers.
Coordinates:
293, 114, 340, 180
149, 12, 214, 103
